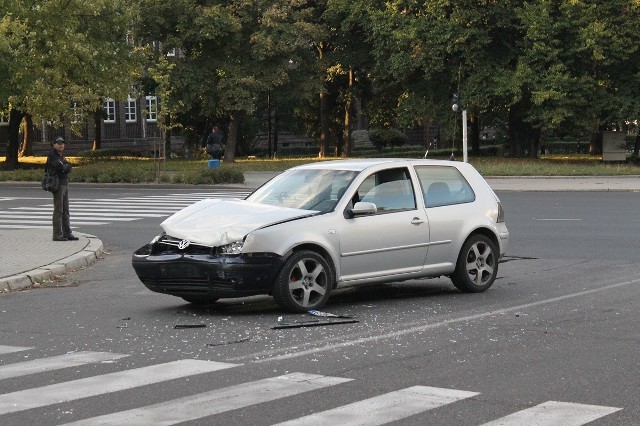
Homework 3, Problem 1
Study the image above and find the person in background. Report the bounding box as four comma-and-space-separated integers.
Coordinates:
47, 136, 79, 241
205, 125, 224, 160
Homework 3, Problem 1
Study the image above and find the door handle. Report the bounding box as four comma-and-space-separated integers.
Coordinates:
411, 217, 424, 225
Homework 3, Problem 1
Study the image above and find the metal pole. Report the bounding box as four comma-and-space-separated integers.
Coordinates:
267, 90, 272, 159
462, 109, 468, 162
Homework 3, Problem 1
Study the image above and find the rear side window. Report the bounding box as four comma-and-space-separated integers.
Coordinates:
415, 166, 475, 208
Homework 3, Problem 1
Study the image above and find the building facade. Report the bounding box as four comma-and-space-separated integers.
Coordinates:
0, 95, 164, 156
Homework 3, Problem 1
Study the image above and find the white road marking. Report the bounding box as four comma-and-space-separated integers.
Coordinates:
0, 214, 138, 221
0, 219, 108, 225
230, 277, 640, 363
479, 401, 622, 426
0, 345, 32, 355
274, 385, 479, 426
61, 373, 351, 426
0, 211, 165, 217
0, 359, 239, 415
0, 351, 128, 380
0, 192, 251, 229
531, 218, 582, 221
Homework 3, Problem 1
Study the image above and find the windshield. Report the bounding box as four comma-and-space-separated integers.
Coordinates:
246, 169, 359, 212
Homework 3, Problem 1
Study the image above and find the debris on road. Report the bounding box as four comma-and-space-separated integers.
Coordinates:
174, 323, 207, 329
307, 310, 354, 319
206, 337, 251, 347
272, 318, 359, 329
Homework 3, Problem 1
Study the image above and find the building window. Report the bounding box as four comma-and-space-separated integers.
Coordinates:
103, 98, 116, 123
145, 96, 158, 122
71, 102, 82, 124
125, 96, 137, 123
0, 112, 8, 126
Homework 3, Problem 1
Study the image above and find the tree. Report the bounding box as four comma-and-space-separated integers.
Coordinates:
0, 0, 141, 169
137, 0, 323, 162
326, 0, 640, 158
499, 0, 640, 156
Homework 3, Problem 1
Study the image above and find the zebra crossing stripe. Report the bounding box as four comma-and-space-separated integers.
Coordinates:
0, 359, 239, 415
0, 209, 166, 220
69, 202, 192, 207
12, 206, 180, 213
61, 372, 352, 426
0, 351, 128, 380
479, 400, 622, 426
0, 345, 32, 355
0, 214, 138, 221
0, 192, 251, 230
274, 385, 479, 426
0, 225, 50, 229
0, 219, 108, 225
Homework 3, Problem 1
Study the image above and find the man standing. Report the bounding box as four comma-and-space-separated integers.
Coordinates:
205, 126, 224, 160
47, 136, 78, 241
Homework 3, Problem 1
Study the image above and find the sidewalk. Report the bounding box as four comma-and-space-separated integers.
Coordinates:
1, 174, 639, 293
0, 230, 103, 292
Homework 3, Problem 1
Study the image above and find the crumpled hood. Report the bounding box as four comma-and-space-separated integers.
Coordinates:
160, 199, 316, 247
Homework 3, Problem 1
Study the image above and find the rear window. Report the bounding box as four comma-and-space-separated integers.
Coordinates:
415, 166, 475, 208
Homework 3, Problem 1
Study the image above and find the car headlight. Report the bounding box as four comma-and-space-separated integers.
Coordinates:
150, 234, 163, 244
220, 241, 244, 254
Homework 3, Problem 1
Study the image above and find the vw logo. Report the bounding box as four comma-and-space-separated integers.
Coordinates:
178, 239, 191, 250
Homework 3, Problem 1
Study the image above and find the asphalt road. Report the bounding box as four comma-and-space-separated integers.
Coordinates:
0, 187, 638, 425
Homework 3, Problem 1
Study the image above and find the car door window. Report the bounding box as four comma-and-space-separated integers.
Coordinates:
415, 166, 475, 208
357, 168, 416, 212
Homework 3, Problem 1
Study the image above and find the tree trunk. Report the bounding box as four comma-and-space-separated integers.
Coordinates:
469, 112, 480, 156
319, 90, 329, 158
92, 107, 102, 150
225, 111, 243, 163
3, 108, 24, 169
163, 114, 171, 158
589, 131, 603, 155
507, 101, 539, 157
342, 69, 353, 158
18, 114, 34, 157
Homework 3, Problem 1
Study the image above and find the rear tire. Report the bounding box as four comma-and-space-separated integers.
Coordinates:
450, 234, 498, 293
273, 250, 332, 312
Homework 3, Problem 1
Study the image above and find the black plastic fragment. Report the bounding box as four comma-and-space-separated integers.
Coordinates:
174, 323, 207, 329
272, 319, 359, 329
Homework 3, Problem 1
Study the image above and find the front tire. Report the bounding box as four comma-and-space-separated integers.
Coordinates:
450, 234, 498, 293
273, 250, 332, 312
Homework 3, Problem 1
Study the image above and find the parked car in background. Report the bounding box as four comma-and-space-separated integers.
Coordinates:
132, 159, 509, 312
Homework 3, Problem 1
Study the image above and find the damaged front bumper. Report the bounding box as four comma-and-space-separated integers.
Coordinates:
131, 243, 284, 299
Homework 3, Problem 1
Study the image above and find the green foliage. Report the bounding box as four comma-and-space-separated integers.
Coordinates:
368, 128, 408, 151
3, 0, 640, 165
136, 0, 325, 161
188, 167, 244, 185
77, 149, 148, 160
1, 0, 141, 126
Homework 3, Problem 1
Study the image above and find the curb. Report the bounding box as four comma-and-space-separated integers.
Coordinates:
0, 233, 104, 293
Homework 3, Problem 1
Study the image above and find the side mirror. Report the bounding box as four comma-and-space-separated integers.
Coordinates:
346, 201, 377, 218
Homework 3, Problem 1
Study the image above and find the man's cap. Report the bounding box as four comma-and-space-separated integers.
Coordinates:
54, 136, 65, 144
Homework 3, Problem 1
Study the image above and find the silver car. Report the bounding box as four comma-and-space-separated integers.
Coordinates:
132, 159, 509, 312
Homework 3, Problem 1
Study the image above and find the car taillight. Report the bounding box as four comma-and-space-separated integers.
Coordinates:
497, 201, 505, 223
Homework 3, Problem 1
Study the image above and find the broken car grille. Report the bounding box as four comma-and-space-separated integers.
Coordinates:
153, 235, 214, 255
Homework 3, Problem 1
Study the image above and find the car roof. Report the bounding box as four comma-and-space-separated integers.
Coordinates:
290, 158, 472, 172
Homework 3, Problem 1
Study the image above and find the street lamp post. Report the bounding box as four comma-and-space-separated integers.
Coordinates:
267, 90, 272, 159
451, 93, 468, 162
